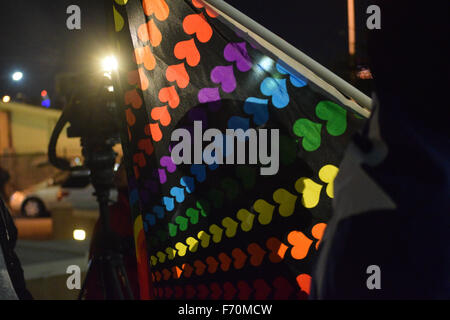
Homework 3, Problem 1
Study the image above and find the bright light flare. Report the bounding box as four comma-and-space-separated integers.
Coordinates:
101, 56, 118, 72
12, 71, 23, 81
73, 229, 86, 241
2, 95, 11, 103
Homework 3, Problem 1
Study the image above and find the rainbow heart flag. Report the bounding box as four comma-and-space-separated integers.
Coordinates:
112, 0, 367, 299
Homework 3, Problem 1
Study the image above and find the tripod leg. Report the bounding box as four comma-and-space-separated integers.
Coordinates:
116, 263, 134, 299
77, 259, 93, 300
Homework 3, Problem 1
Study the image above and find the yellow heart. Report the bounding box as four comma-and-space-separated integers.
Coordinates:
175, 242, 187, 256
295, 178, 323, 208
273, 188, 297, 217
209, 224, 224, 243
156, 251, 166, 263
221, 217, 238, 238
150, 255, 158, 266
253, 199, 275, 225
236, 209, 255, 232
114, 0, 128, 4
113, 5, 124, 32
165, 247, 176, 260
186, 237, 199, 252
197, 230, 211, 248
318, 164, 339, 198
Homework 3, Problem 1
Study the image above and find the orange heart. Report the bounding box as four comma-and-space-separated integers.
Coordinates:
142, 0, 169, 21
128, 68, 149, 90
192, 0, 204, 8
166, 63, 189, 88
125, 108, 136, 126
183, 13, 212, 43
287, 231, 313, 260
174, 38, 200, 67
124, 89, 142, 109
296, 274, 311, 295
151, 105, 171, 126
127, 126, 132, 141
159, 86, 179, 108
145, 123, 162, 142
134, 46, 156, 71
133, 152, 146, 167
311, 223, 327, 250
137, 138, 154, 155
137, 19, 162, 47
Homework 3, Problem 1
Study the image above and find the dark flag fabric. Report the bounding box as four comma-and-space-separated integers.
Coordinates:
112, 0, 367, 299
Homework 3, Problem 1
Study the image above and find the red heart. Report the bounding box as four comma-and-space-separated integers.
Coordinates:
192, 0, 204, 8
183, 13, 212, 43
162, 268, 171, 280
185, 285, 196, 299
193, 260, 206, 276
196, 284, 209, 299
237, 281, 252, 300
125, 108, 136, 126
174, 38, 200, 67
296, 273, 311, 295
138, 138, 154, 156
174, 286, 184, 298
142, 0, 169, 21
133, 165, 140, 179
205, 256, 219, 274
210, 282, 222, 299
124, 89, 142, 109
151, 105, 171, 126
266, 237, 288, 263
181, 263, 193, 278
273, 276, 294, 300
154, 271, 161, 282
145, 123, 162, 142
287, 231, 313, 260
137, 18, 162, 47
223, 282, 237, 300
218, 252, 231, 271
253, 279, 271, 299
158, 287, 164, 298
231, 248, 247, 269
164, 286, 173, 298
127, 68, 149, 90
133, 152, 146, 167
166, 63, 190, 88
247, 243, 266, 266
159, 86, 179, 108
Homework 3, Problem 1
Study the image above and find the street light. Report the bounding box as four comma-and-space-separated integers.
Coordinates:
12, 71, 23, 81
101, 56, 118, 72
2, 95, 11, 103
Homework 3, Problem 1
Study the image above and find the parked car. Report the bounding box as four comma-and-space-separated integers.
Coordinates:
9, 170, 118, 218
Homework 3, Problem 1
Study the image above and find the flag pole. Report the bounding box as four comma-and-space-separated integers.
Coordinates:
202, 0, 373, 111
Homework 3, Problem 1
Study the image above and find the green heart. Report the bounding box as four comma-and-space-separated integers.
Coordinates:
208, 188, 224, 208
168, 223, 178, 237
175, 216, 189, 231
293, 118, 322, 151
221, 177, 239, 200
235, 166, 256, 190
196, 199, 210, 217
279, 134, 297, 165
315, 100, 347, 136
185, 208, 200, 224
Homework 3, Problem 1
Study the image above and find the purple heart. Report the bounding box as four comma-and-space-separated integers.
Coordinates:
211, 65, 236, 93
157, 168, 167, 184
224, 42, 252, 72
198, 87, 221, 111
160, 156, 176, 173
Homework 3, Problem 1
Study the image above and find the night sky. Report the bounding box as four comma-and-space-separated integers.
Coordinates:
0, 0, 370, 108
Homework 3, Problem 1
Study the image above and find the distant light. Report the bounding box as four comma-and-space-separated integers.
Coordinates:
73, 229, 86, 241
2, 95, 11, 103
41, 90, 48, 97
41, 98, 51, 108
12, 71, 23, 81
101, 56, 118, 72
74, 157, 81, 165
356, 68, 373, 80
114, 163, 120, 171
107, 85, 114, 92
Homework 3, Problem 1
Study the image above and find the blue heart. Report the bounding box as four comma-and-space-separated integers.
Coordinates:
144, 213, 156, 226
190, 164, 206, 182
170, 186, 185, 203
243, 97, 269, 125
162, 196, 175, 211
208, 163, 219, 171
180, 176, 195, 194
152, 205, 165, 219
143, 221, 149, 232
276, 61, 307, 88
129, 189, 139, 205
260, 77, 290, 109
227, 116, 250, 131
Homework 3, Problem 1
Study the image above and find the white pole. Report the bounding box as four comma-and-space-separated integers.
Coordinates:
202, 0, 373, 111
